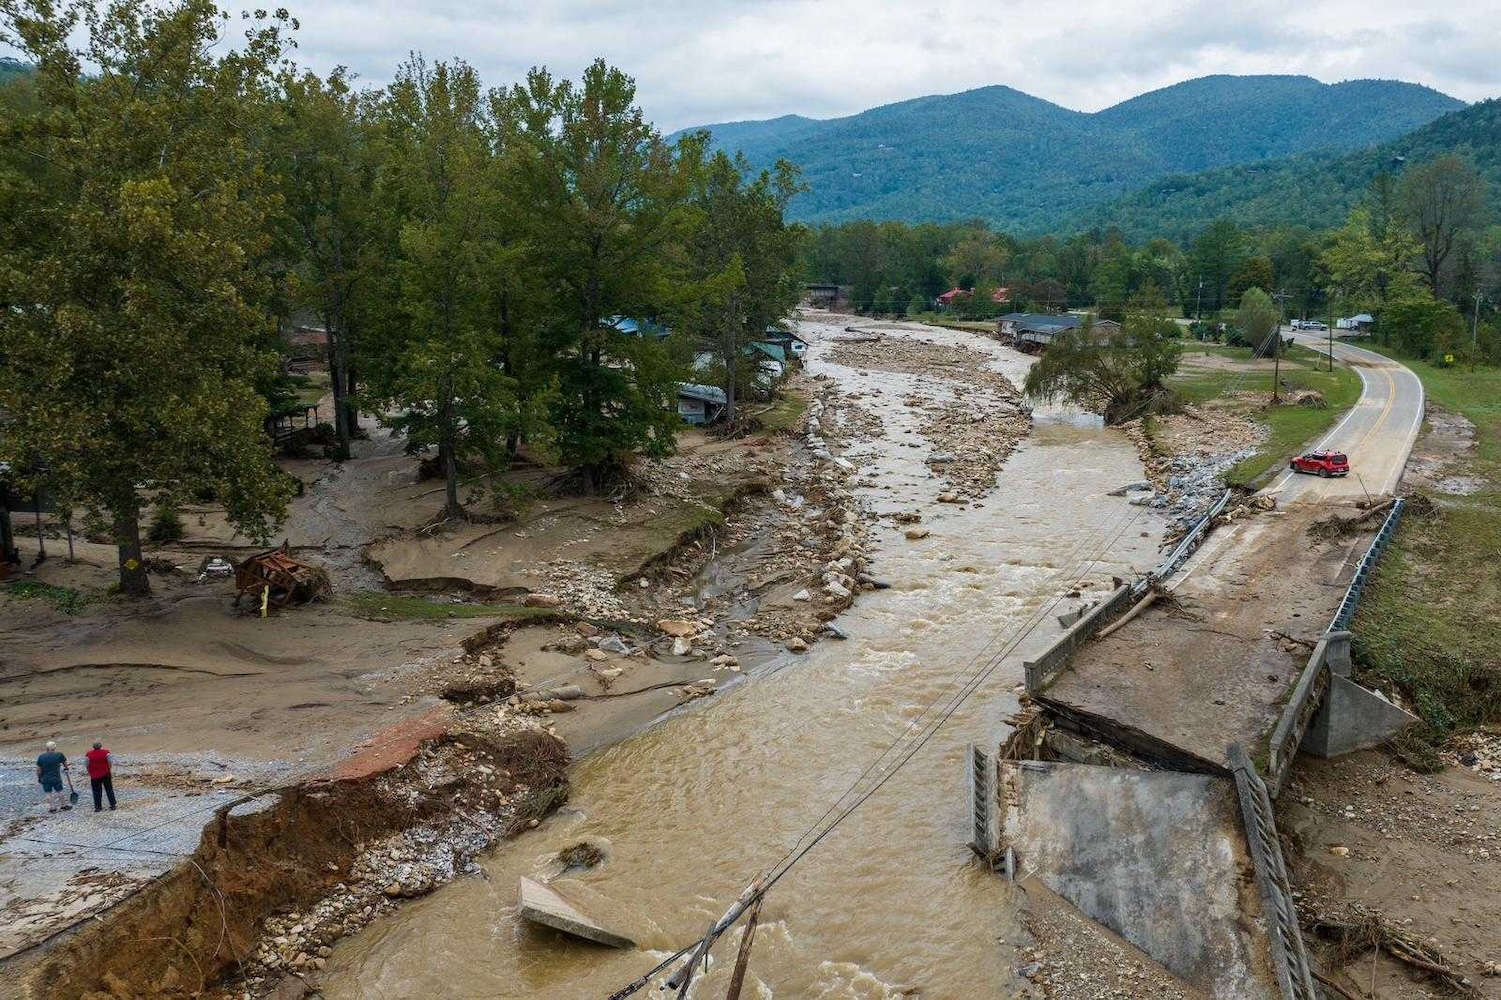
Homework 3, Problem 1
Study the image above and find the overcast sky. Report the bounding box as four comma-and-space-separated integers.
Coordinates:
11, 0, 1500, 129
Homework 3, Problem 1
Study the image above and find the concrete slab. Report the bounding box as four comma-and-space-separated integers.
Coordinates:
1040, 509, 1368, 770
1018, 876, 1207, 999
1301, 674, 1418, 757
1001, 760, 1278, 998
517, 876, 636, 949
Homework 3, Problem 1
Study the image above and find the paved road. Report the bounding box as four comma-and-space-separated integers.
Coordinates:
1265, 331, 1425, 504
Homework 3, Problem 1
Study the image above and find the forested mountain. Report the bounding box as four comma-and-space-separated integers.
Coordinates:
682, 75, 1463, 232
1085, 99, 1501, 240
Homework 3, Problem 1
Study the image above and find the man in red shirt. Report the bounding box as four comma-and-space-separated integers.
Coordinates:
84, 741, 117, 812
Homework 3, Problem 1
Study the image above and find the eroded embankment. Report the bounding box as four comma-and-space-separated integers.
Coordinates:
21, 728, 568, 1000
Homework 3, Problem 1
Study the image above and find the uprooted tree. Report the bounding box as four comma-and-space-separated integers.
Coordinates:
1022, 291, 1183, 424
0, 0, 295, 595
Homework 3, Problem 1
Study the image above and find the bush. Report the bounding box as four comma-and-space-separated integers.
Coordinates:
147, 503, 185, 544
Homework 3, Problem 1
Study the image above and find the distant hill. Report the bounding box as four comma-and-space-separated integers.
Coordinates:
0, 58, 32, 87
1083, 99, 1501, 240
680, 75, 1464, 232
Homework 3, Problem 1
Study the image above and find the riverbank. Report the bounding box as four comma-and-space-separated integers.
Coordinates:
1, 310, 1067, 997
1281, 351, 1501, 998
304, 313, 1168, 999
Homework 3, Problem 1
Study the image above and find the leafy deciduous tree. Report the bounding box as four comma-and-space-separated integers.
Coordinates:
0, 0, 296, 594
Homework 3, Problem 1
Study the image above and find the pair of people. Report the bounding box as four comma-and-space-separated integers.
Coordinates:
35, 740, 118, 813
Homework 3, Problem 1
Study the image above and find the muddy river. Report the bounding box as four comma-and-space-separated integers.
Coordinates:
320, 317, 1167, 999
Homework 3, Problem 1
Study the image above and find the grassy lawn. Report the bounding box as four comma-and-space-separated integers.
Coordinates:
752, 391, 809, 434
1171, 343, 1363, 487
341, 593, 556, 622
1350, 353, 1501, 757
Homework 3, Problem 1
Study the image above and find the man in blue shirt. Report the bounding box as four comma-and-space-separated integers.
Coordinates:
36, 740, 71, 812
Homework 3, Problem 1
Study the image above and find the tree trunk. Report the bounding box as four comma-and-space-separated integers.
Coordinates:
440, 384, 460, 518
114, 511, 150, 597
344, 362, 359, 434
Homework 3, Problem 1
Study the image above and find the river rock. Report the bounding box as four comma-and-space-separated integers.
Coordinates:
597, 635, 631, 654
792, 589, 811, 601
584, 649, 609, 662
905, 528, 931, 540
937, 492, 961, 504
657, 619, 697, 637
787, 637, 808, 652
824, 580, 852, 599
523, 593, 562, 608
671, 636, 694, 656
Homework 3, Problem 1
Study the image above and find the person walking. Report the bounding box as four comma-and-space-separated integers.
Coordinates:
36, 740, 70, 812
84, 741, 117, 812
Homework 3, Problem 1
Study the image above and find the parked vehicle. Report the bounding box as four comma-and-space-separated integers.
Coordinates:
1289, 450, 1349, 477
1302, 320, 1329, 331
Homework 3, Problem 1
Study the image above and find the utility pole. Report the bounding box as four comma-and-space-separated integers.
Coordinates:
1195, 279, 1204, 322
1272, 289, 1292, 404
1328, 288, 1337, 373
1472, 293, 1483, 371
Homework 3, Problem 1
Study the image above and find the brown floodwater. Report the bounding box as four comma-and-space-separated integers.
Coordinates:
320, 317, 1166, 999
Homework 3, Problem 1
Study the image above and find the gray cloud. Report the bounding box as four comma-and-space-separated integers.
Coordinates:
8, 0, 1498, 128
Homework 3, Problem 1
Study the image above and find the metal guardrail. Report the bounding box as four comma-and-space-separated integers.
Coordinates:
968, 743, 994, 858
1265, 497, 1408, 794
1135, 489, 1233, 596
1330, 497, 1406, 631
1229, 745, 1318, 1000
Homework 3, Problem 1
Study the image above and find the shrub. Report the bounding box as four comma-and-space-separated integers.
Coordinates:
147, 503, 185, 544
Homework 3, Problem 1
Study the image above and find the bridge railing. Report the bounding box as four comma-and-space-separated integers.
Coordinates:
1135, 489, 1233, 596
1265, 498, 1407, 793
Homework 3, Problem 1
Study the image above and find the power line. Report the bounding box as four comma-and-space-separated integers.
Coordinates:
609, 497, 1151, 998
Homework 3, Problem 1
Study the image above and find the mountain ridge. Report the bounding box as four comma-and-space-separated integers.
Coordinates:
679, 75, 1466, 232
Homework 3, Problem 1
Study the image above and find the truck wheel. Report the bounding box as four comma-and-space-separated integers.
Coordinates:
1319, 468, 1330, 478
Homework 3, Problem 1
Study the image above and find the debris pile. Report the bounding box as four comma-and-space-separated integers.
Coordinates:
829, 335, 1032, 499
233, 545, 333, 609
1122, 406, 1265, 532
233, 729, 566, 997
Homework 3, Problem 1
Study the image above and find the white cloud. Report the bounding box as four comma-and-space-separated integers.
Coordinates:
8, 0, 1498, 128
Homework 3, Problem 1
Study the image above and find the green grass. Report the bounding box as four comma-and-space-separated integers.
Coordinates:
342, 593, 554, 622
753, 391, 809, 433
2, 581, 92, 614
1350, 354, 1501, 754
1170, 345, 1363, 486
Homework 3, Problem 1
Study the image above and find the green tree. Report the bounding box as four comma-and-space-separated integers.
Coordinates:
509, 60, 704, 492
278, 68, 377, 459
1189, 220, 1247, 314
362, 58, 517, 518
686, 152, 803, 424
1023, 293, 1182, 424
1400, 155, 1487, 297
1382, 293, 1465, 361
0, 0, 296, 595
1236, 286, 1285, 400
1318, 207, 1421, 319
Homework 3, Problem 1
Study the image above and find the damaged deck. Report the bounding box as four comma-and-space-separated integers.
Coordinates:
1002, 759, 1279, 997
1038, 510, 1370, 770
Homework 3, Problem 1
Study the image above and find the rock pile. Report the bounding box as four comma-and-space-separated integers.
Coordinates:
233, 728, 564, 997
1123, 406, 1266, 534
828, 335, 1031, 499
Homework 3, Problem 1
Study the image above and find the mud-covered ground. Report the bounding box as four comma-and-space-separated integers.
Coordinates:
0, 309, 1041, 983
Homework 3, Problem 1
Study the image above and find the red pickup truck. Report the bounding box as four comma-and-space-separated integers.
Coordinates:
1289, 450, 1350, 477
